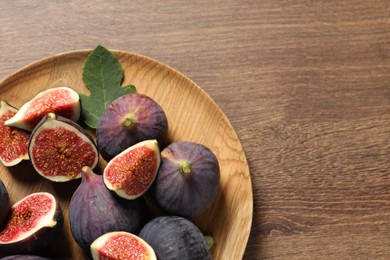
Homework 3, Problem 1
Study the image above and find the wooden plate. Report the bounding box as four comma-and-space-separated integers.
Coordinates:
0, 50, 253, 259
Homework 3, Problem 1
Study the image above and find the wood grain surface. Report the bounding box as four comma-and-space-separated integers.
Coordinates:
0, 0, 389, 259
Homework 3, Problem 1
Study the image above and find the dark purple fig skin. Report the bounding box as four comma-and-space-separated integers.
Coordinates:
0, 193, 64, 254
69, 167, 148, 249
0, 180, 10, 228
150, 142, 220, 218
96, 93, 168, 162
138, 216, 212, 260
0, 255, 53, 260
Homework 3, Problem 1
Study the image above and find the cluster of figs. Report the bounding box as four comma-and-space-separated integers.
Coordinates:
0, 86, 220, 259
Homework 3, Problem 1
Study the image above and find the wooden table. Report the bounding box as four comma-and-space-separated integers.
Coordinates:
1, 1, 389, 259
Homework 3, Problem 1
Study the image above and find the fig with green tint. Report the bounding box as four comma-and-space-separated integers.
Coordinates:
0, 192, 63, 254
96, 93, 168, 162
151, 141, 220, 218
103, 139, 160, 200
28, 113, 99, 182
5, 86, 80, 132
139, 216, 212, 260
69, 167, 148, 249
0, 101, 29, 167
91, 231, 156, 260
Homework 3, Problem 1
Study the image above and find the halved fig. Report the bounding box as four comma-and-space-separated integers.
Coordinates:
5, 86, 80, 131
138, 216, 212, 260
0, 101, 30, 166
70, 166, 148, 249
150, 142, 220, 218
103, 139, 160, 200
0, 179, 10, 228
90, 231, 156, 260
96, 93, 168, 162
29, 113, 99, 182
0, 192, 63, 254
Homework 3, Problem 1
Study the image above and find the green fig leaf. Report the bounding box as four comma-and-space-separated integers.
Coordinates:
80, 45, 136, 128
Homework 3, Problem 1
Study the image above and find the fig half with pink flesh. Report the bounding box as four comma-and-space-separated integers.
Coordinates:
0, 192, 63, 254
5, 86, 80, 132
103, 139, 160, 200
150, 141, 220, 218
0, 179, 10, 228
29, 113, 99, 182
0, 101, 30, 167
96, 93, 168, 162
90, 231, 156, 260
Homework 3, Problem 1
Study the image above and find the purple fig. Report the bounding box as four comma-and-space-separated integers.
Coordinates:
96, 93, 168, 162
90, 231, 156, 260
69, 166, 148, 249
138, 216, 212, 260
103, 139, 160, 200
150, 141, 220, 218
0, 179, 10, 228
28, 113, 99, 182
0, 101, 30, 167
0, 192, 63, 254
0, 255, 52, 260
5, 86, 80, 132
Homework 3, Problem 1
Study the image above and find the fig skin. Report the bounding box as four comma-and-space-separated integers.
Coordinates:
150, 141, 220, 218
4, 86, 80, 132
0, 192, 64, 254
96, 93, 168, 162
90, 231, 157, 260
0, 255, 53, 260
0, 180, 10, 228
69, 166, 148, 249
138, 216, 212, 260
28, 113, 99, 182
0, 101, 30, 167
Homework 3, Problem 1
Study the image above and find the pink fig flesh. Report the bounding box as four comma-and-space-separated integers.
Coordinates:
5, 86, 80, 131
0, 101, 29, 167
29, 113, 99, 182
0, 192, 63, 254
90, 231, 156, 260
104, 140, 160, 200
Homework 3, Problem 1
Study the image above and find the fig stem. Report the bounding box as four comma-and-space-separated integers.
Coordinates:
179, 161, 191, 176
122, 116, 136, 129
204, 235, 215, 249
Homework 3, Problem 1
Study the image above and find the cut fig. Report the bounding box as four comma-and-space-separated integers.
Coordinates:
69, 166, 148, 249
103, 139, 160, 200
0, 192, 63, 254
5, 86, 80, 131
90, 231, 156, 260
28, 113, 99, 182
138, 216, 212, 260
0, 101, 30, 167
151, 141, 220, 218
96, 93, 168, 162
0, 179, 10, 228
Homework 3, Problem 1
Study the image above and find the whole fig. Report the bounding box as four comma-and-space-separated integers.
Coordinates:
151, 141, 220, 218
0, 179, 10, 227
69, 166, 148, 249
138, 216, 212, 260
96, 93, 168, 162
0, 255, 52, 260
